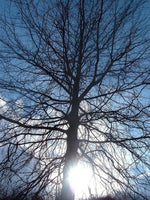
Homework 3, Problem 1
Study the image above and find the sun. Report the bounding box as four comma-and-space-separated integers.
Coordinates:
68, 163, 93, 198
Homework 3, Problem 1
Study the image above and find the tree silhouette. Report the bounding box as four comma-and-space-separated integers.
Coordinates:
0, 0, 150, 200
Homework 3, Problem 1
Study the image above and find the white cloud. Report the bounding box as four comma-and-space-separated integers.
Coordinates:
0, 96, 8, 113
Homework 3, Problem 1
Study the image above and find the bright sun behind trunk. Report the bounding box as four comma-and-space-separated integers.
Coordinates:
68, 163, 93, 198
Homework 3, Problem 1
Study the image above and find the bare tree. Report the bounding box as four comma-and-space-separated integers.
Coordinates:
0, 0, 150, 199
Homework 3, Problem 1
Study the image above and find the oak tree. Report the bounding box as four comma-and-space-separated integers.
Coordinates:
0, 0, 150, 199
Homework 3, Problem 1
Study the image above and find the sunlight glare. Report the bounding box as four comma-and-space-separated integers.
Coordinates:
68, 163, 93, 198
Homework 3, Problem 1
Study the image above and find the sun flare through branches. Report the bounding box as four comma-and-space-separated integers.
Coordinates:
68, 163, 93, 198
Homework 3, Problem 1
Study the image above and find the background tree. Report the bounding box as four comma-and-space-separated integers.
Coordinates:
0, 0, 150, 199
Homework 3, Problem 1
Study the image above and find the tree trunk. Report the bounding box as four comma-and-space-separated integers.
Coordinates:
61, 109, 79, 200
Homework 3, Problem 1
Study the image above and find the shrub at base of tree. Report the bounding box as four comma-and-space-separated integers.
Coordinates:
0, 190, 44, 200
83, 195, 115, 200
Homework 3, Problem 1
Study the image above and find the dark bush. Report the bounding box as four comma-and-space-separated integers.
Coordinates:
81, 195, 116, 200
0, 190, 44, 200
